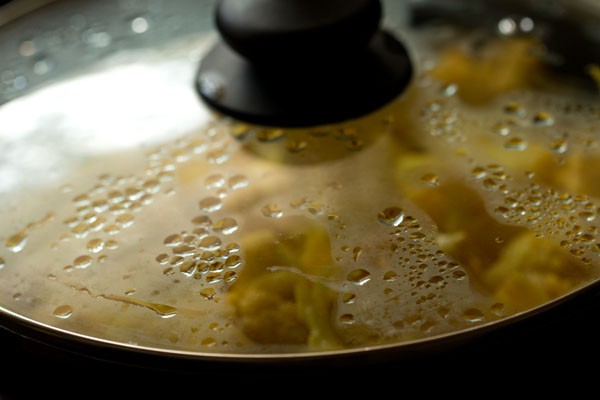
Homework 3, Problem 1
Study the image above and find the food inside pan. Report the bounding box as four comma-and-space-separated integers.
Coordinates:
0, 2, 599, 355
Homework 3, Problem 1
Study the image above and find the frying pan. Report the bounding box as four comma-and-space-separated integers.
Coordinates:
1, 0, 600, 391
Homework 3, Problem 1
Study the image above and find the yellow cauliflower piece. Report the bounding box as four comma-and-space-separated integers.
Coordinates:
228, 218, 342, 350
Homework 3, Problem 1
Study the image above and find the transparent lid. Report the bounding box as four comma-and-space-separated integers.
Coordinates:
0, 0, 599, 359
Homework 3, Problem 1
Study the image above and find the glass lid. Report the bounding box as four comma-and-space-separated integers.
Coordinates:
0, 0, 599, 361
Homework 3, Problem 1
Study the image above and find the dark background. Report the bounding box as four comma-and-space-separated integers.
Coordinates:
2, 287, 600, 398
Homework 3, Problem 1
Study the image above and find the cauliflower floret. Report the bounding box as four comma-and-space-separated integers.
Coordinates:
228, 218, 342, 350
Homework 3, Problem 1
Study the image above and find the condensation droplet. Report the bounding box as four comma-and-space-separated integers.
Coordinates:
212, 217, 239, 235
504, 101, 525, 116
492, 122, 510, 136
383, 271, 399, 281
0, 257, 5, 270
172, 245, 196, 256
228, 175, 249, 190
533, 111, 554, 126
420, 173, 440, 187
201, 337, 217, 347
490, 303, 505, 316
115, 213, 135, 228
452, 270, 467, 280
205, 174, 225, 189
377, 207, 404, 227
225, 255, 242, 268
131, 16, 149, 33
199, 236, 222, 250
163, 234, 182, 247
261, 203, 283, 218
504, 137, 528, 151
224, 270, 237, 282
73, 255, 93, 269
256, 129, 285, 142
346, 269, 371, 285
105, 240, 119, 250
200, 287, 216, 300
199, 197, 222, 212
549, 139, 568, 154
462, 308, 485, 322
156, 253, 169, 264
5, 231, 28, 253
339, 314, 355, 324
352, 247, 362, 262
86, 238, 105, 253
287, 139, 308, 153
179, 260, 196, 276
342, 293, 356, 304
53, 305, 73, 319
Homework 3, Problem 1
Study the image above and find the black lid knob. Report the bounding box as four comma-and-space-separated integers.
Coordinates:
196, 0, 412, 127
216, 0, 382, 64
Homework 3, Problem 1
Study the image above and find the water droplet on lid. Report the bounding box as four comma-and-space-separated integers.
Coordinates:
12, 75, 27, 90
86, 238, 105, 253
73, 255, 92, 269
131, 16, 149, 33
0, 257, 5, 270
452, 270, 467, 280
199, 236, 222, 251
503, 101, 525, 116
115, 213, 134, 228
212, 217, 239, 235
33, 58, 53, 75
352, 246, 362, 262
341, 293, 356, 305
156, 253, 169, 264
172, 245, 196, 256
163, 233, 182, 247
261, 204, 283, 218
226, 242, 240, 253
199, 197, 222, 212
492, 122, 511, 136
549, 139, 568, 154
201, 337, 217, 347
287, 139, 308, 153
256, 129, 285, 142
490, 303, 505, 316
200, 287, 216, 300
179, 260, 196, 276
205, 174, 225, 189
53, 305, 73, 319
191, 215, 212, 227
224, 255, 242, 269
224, 270, 237, 282
462, 308, 485, 322
533, 111, 554, 126
383, 271, 399, 281
346, 269, 371, 285
6, 231, 28, 253
420, 173, 440, 187
377, 207, 404, 227
504, 137, 528, 151
339, 314, 355, 324
105, 240, 119, 250
228, 175, 249, 190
